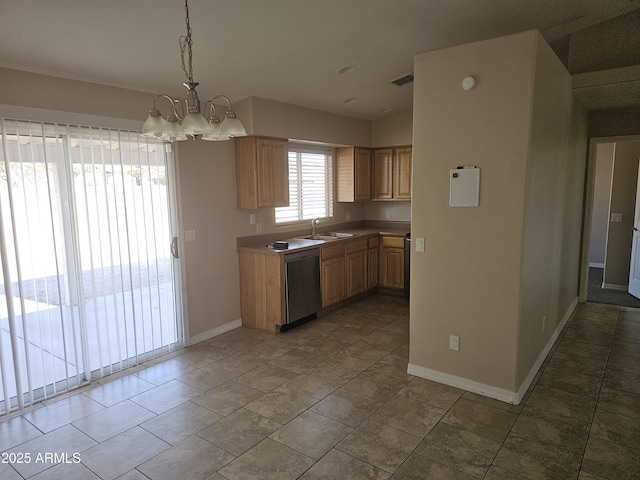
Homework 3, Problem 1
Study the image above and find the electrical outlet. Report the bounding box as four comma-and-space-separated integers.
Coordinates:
256, 223, 262, 233
249, 213, 256, 225
449, 335, 459, 351
385, 210, 391, 220
346, 212, 351, 221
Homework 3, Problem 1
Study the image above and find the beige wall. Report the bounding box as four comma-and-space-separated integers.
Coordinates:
371, 108, 413, 147
603, 141, 640, 286
589, 144, 615, 266
410, 31, 586, 399
0, 67, 378, 342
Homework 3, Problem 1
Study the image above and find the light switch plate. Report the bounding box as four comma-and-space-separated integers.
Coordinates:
416, 237, 425, 253
185, 229, 196, 242
611, 213, 623, 223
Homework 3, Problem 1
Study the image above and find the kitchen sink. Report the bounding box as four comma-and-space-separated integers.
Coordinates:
295, 232, 359, 241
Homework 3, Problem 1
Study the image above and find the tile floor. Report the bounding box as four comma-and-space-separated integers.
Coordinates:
1, 295, 639, 479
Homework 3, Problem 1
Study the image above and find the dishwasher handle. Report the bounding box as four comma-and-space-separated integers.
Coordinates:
284, 248, 320, 263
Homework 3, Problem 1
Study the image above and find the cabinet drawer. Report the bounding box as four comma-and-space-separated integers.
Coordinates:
368, 236, 379, 248
346, 238, 367, 254
381, 236, 404, 248
321, 243, 346, 260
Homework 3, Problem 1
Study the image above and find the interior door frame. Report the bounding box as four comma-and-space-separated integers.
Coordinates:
579, 134, 640, 302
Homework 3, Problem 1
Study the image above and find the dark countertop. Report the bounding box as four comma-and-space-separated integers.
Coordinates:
237, 226, 410, 255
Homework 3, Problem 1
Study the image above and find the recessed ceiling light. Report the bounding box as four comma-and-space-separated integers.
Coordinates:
343, 97, 359, 104
338, 66, 356, 75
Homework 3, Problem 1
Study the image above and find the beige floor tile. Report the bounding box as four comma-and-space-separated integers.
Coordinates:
140, 400, 222, 445
21, 394, 104, 433
299, 449, 390, 479
191, 381, 264, 416
30, 462, 100, 480
9, 424, 96, 478
367, 353, 413, 380
82, 375, 156, 407
244, 387, 317, 424
130, 379, 202, 414
511, 405, 590, 453
310, 388, 382, 428
556, 339, 610, 360
310, 352, 372, 379
546, 351, 608, 378
398, 377, 463, 410
394, 454, 476, 479
72, 400, 155, 443
213, 349, 278, 373
582, 436, 640, 480
281, 371, 346, 400
342, 370, 409, 402
116, 470, 150, 480
525, 385, 596, 422
323, 325, 369, 344
537, 364, 602, 398
134, 358, 195, 385
415, 423, 501, 478
177, 363, 239, 391
174, 345, 229, 368
137, 435, 234, 480
236, 364, 299, 392
0, 415, 42, 451
270, 410, 352, 460
81, 426, 169, 480
607, 351, 640, 374
362, 330, 408, 349
209, 331, 262, 353
484, 465, 531, 479
590, 408, 640, 449
342, 340, 395, 362
603, 367, 640, 394
597, 387, 640, 419
441, 397, 517, 442
218, 438, 314, 480
461, 391, 525, 414
337, 419, 421, 474
267, 348, 325, 374
372, 394, 445, 437
0, 463, 22, 480
297, 336, 349, 357
197, 408, 281, 456
493, 433, 582, 480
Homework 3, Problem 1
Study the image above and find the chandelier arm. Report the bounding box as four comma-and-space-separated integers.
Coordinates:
212, 95, 233, 111
152, 94, 184, 120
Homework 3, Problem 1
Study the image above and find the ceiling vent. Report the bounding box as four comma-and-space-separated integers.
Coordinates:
390, 73, 414, 86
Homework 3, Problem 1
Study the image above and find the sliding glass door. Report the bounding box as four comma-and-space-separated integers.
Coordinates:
0, 119, 182, 415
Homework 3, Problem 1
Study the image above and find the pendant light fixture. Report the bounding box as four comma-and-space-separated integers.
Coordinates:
142, 0, 246, 142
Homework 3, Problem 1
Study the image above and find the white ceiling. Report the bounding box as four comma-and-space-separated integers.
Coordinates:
0, 0, 637, 120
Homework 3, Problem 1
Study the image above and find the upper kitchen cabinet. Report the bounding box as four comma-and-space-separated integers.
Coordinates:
336, 147, 371, 202
372, 146, 412, 200
235, 136, 289, 209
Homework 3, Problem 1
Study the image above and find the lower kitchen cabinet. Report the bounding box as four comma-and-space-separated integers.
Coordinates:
346, 238, 368, 297
368, 236, 379, 289
321, 243, 346, 307
380, 236, 405, 290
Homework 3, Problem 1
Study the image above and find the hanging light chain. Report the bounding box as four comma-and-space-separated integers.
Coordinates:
179, 0, 194, 83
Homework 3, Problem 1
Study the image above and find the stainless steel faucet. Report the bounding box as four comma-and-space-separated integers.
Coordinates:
311, 217, 320, 236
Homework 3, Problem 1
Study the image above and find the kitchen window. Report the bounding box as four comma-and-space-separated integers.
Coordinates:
275, 147, 333, 224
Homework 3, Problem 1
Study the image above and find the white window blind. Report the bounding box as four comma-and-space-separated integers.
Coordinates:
275, 147, 333, 224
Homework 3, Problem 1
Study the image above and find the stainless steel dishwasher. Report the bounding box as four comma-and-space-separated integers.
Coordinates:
283, 248, 321, 330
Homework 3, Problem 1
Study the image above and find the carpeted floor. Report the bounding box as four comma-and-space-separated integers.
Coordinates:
588, 267, 640, 308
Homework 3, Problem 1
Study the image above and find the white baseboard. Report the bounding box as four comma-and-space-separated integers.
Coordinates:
602, 283, 628, 291
589, 262, 605, 268
185, 319, 242, 346
407, 296, 579, 405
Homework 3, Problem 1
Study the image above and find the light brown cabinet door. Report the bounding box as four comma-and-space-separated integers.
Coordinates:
321, 256, 346, 307
336, 147, 371, 202
393, 146, 412, 200
372, 148, 393, 200
367, 247, 379, 289
257, 138, 289, 208
380, 247, 404, 289
346, 249, 367, 297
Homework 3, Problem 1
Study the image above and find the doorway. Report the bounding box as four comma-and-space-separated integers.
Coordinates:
582, 135, 640, 307
0, 119, 183, 415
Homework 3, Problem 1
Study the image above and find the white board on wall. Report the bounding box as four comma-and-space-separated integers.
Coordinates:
450, 167, 480, 207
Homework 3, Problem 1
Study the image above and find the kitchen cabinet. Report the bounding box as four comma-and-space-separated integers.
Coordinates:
380, 236, 404, 290
346, 238, 368, 297
235, 136, 289, 209
372, 146, 412, 200
321, 243, 346, 307
367, 236, 379, 289
336, 147, 371, 202
238, 250, 285, 332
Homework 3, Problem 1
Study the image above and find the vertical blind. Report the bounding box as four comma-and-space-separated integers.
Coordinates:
0, 119, 181, 415
275, 147, 333, 224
